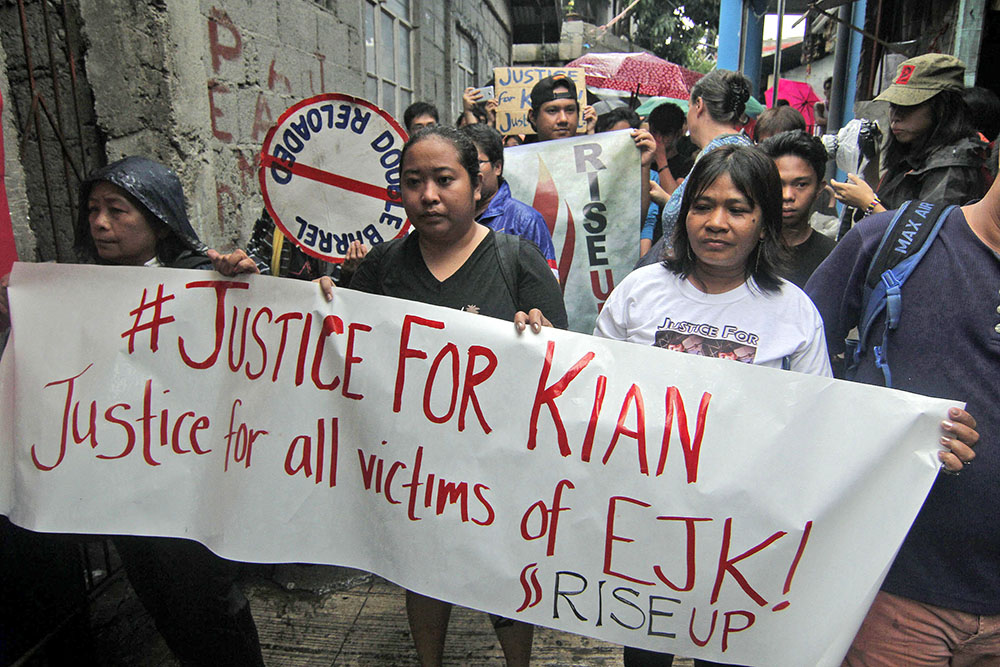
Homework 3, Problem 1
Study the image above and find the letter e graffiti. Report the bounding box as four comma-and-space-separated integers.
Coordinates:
208, 80, 233, 143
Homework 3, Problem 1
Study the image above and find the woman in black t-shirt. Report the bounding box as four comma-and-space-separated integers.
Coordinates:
318, 125, 566, 666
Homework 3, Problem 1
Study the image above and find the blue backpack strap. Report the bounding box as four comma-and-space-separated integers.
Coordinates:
848, 200, 954, 386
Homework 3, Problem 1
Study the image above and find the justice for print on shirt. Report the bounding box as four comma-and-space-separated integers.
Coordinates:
655, 316, 760, 363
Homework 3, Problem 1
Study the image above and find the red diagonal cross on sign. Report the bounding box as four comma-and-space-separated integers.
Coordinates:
259, 154, 401, 204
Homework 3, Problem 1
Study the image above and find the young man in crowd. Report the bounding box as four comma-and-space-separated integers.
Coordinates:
403, 101, 439, 134
647, 101, 696, 196
460, 123, 557, 272
759, 130, 836, 287
806, 135, 995, 666
594, 106, 640, 133
753, 105, 807, 143
526, 74, 594, 141
526, 75, 653, 159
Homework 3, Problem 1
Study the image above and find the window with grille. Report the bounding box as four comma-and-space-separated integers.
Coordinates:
454, 28, 478, 115
363, 0, 414, 117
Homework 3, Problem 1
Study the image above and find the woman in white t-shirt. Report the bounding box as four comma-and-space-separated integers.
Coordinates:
597, 144, 979, 667
599, 143, 832, 667
598, 143, 831, 378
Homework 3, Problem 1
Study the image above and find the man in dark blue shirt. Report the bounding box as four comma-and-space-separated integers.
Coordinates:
460, 123, 557, 273
806, 155, 994, 663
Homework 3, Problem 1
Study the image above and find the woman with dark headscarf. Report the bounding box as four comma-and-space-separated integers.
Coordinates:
74, 156, 212, 269
2, 156, 265, 666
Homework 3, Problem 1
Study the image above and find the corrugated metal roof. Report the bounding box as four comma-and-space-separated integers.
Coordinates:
510, 0, 563, 44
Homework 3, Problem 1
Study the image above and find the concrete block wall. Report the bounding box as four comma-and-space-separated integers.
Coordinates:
2, 0, 514, 257
449, 0, 511, 122
186, 0, 365, 247
419, 0, 449, 116
512, 18, 634, 67
73, 0, 365, 248
417, 0, 511, 126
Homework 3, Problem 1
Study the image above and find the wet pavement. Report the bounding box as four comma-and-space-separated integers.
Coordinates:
89, 563, 696, 666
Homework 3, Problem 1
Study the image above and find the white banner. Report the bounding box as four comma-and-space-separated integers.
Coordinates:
0, 263, 957, 666
504, 130, 640, 333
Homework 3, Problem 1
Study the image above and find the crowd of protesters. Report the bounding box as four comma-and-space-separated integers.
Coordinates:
0, 49, 997, 667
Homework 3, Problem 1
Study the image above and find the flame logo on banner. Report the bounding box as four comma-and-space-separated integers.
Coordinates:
516, 562, 543, 612
531, 156, 575, 293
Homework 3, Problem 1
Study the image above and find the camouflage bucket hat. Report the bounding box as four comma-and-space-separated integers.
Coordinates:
874, 53, 965, 106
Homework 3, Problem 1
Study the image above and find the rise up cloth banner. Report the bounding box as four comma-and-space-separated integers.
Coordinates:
504, 130, 640, 334
0, 263, 957, 666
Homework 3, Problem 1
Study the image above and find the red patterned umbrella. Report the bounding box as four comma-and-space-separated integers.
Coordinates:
567, 52, 702, 99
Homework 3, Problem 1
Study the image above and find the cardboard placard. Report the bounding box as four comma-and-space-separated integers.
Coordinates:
494, 67, 586, 135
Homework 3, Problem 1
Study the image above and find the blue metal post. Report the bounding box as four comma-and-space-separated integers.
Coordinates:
841, 0, 868, 129
717, 0, 764, 95
717, 0, 744, 70
743, 10, 765, 95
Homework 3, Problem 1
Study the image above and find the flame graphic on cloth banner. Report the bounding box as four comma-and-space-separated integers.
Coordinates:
531, 156, 574, 293
502, 131, 640, 333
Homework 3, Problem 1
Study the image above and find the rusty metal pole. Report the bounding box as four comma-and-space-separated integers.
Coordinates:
41, 0, 76, 225
61, 0, 87, 174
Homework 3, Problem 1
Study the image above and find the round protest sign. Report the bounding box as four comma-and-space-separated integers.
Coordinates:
259, 93, 410, 263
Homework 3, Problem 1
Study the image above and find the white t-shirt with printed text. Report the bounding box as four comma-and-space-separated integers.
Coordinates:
594, 264, 832, 376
